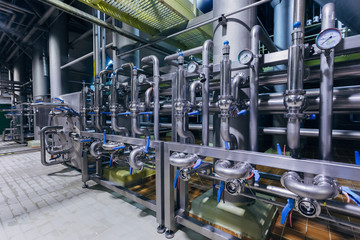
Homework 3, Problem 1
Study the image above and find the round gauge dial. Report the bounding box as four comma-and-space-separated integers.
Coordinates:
238, 49, 254, 65
187, 61, 199, 74
138, 74, 146, 84
316, 28, 342, 50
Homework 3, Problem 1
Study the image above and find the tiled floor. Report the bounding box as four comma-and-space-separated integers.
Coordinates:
0, 143, 207, 240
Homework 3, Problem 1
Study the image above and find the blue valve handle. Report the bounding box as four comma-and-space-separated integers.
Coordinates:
174, 169, 180, 188
101, 112, 112, 115
237, 109, 247, 116
54, 98, 64, 102
130, 167, 133, 175
217, 181, 225, 203
224, 141, 230, 150
355, 151, 360, 165
308, 114, 316, 120
88, 112, 96, 115
281, 198, 294, 225
277, 143, 283, 155
109, 154, 113, 167
112, 146, 125, 150
188, 111, 200, 116
193, 159, 203, 169
80, 139, 92, 143
252, 170, 260, 183
118, 112, 131, 115
342, 186, 360, 206
144, 136, 150, 154
103, 130, 107, 144
139, 112, 153, 115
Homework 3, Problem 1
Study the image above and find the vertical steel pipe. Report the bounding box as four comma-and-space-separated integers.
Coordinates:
285, 0, 306, 159
141, 55, 160, 140
319, 3, 335, 161
202, 40, 213, 146
249, 25, 278, 152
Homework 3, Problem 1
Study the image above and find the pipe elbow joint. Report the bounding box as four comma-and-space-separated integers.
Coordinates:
169, 152, 199, 168
129, 147, 146, 171
281, 171, 340, 200
215, 160, 253, 180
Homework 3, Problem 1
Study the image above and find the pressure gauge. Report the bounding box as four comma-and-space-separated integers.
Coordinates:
187, 61, 199, 74
138, 74, 146, 84
238, 49, 254, 65
316, 28, 342, 50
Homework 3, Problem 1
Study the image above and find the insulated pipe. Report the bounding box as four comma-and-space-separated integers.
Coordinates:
141, 55, 160, 140
190, 80, 202, 108
110, 68, 129, 136
215, 160, 253, 179
169, 152, 199, 168
281, 172, 340, 200
319, 3, 335, 161
249, 25, 278, 152
285, 0, 306, 159
202, 40, 213, 146
129, 147, 145, 170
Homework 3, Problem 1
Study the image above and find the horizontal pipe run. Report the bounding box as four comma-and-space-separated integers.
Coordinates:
260, 127, 360, 140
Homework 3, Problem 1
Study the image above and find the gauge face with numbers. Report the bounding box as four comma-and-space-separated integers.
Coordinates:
138, 74, 146, 84
238, 49, 253, 65
187, 61, 199, 74
316, 28, 342, 50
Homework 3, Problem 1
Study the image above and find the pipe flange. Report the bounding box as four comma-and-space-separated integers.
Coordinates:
89, 141, 103, 157
179, 168, 191, 181
225, 179, 245, 195
313, 175, 340, 199
295, 197, 321, 218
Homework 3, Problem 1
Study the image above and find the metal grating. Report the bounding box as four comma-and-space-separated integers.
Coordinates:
78, 0, 211, 49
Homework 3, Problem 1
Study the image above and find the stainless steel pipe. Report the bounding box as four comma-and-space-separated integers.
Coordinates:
249, 25, 278, 152
319, 3, 336, 161
202, 40, 213, 146
111, 68, 129, 136
141, 55, 160, 140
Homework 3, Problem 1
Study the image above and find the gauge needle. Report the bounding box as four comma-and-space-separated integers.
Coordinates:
321, 35, 333, 45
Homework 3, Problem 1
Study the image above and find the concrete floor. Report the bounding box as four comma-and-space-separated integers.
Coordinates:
0, 142, 207, 240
